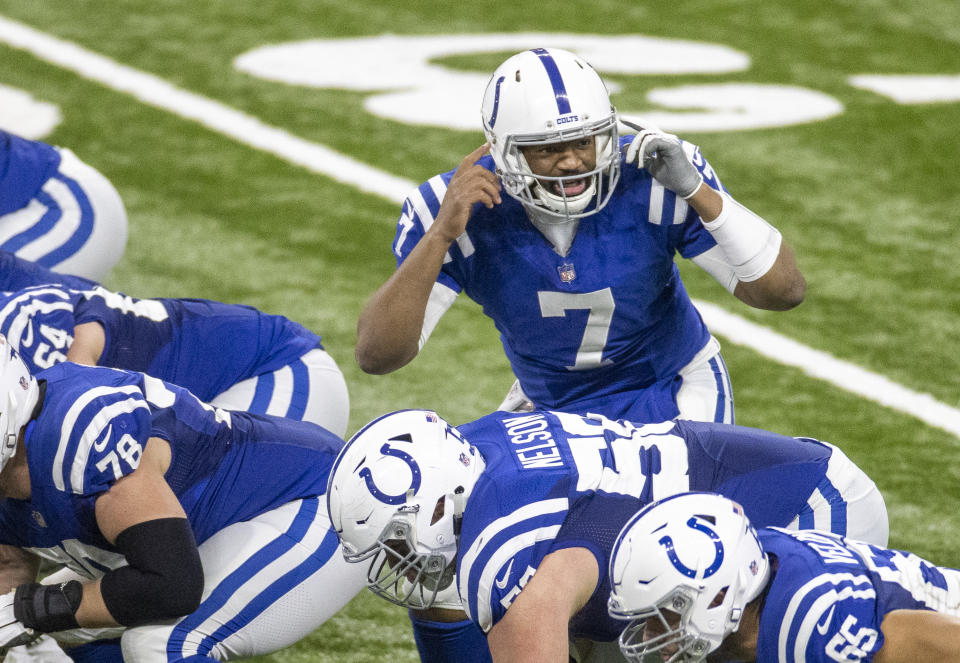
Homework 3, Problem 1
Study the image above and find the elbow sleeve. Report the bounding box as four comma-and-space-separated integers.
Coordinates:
100, 518, 203, 626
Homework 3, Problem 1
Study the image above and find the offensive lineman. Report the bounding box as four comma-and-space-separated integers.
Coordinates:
0, 250, 349, 437
327, 408, 888, 663
608, 492, 960, 663
0, 129, 127, 282
0, 336, 365, 660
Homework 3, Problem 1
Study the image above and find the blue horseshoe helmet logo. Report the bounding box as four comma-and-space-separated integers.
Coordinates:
658, 516, 725, 579
359, 438, 422, 505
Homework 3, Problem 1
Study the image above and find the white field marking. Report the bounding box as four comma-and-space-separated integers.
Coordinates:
695, 301, 960, 438
849, 74, 960, 104
0, 83, 61, 138
0, 15, 414, 204
2, 15, 958, 438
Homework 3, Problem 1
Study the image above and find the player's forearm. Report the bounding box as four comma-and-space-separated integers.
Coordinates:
693, 188, 806, 310
875, 609, 960, 663
732, 241, 806, 310
0, 545, 39, 593
356, 230, 455, 374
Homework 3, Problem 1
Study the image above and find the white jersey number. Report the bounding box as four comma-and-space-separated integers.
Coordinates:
538, 289, 614, 371
555, 413, 689, 498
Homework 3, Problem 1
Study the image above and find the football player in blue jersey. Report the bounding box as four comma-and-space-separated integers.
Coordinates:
0, 250, 349, 437
327, 409, 887, 663
0, 336, 366, 661
356, 47, 805, 423
608, 492, 960, 663
0, 130, 127, 282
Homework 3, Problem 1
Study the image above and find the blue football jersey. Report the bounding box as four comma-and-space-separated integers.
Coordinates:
0, 362, 343, 577
0, 251, 98, 292
0, 282, 320, 400
0, 131, 61, 217
755, 528, 960, 663
394, 138, 725, 416
455, 411, 835, 638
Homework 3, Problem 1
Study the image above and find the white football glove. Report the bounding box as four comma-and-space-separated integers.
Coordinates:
0, 590, 37, 653
622, 119, 703, 199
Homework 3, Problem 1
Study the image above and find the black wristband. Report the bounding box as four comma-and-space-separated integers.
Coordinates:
13, 580, 82, 633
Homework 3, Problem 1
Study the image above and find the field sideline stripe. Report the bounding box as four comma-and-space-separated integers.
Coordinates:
2, 15, 958, 439
696, 301, 960, 437
0, 15, 415, 204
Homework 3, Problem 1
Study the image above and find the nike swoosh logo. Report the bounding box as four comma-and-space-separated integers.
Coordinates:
495, 559, 515, 590
816, 605, 836, 635
93, 424, 112, 452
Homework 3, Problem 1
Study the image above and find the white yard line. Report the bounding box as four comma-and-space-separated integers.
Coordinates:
2, 14, 958, 438
0, 16, 414, 204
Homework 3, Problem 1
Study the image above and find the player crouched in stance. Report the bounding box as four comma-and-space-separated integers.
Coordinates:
0, 336, 365, 661
608, 492, 960, 663
326, 409, 888, 663
0, 250, 350, 438
0, 129, 127, 282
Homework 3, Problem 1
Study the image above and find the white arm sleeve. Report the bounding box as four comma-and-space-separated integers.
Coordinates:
419, 282, 459, 349
699, 191, 782, 283
690, 245, 740, 294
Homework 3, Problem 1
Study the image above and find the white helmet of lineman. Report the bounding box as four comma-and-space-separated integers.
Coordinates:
326, 409, 485, 609
607, 492, 770, 663
481, 47, 620, 221
0, 334, 39, 472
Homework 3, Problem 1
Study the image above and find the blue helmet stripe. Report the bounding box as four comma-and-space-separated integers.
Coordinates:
532, 48, 572, 115
487, 76, 505, 128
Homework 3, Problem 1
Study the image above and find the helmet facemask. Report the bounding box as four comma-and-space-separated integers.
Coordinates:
352, 497, 461, 609
612, 588, 728, 663
481, 48, 622, 223
497, 115, 620, 222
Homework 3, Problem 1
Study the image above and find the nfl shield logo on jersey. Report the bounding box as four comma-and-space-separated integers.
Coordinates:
558, 263, 576, 283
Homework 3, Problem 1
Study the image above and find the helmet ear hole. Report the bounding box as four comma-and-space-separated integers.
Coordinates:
430, 496, 445, 526
708, 587, 728, 609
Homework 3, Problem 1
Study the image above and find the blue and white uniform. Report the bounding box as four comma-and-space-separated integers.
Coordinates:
394, 139, 734, 423
0, 130, 126, 281
0, 253, 349, 436
0, 362, 365, 662
454, 411, 887, 639
754, 527, 960, 663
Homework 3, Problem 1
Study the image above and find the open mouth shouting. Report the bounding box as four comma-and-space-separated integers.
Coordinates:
552, 176, 589, 197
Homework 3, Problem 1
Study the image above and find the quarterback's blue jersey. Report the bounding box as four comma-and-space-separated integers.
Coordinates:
0, 130, 61, 217
455, 411, 838, 638
755, 527, 960, 663
393, 138, 724, 417
0, 362, 343, 576
0, 282, 320, 401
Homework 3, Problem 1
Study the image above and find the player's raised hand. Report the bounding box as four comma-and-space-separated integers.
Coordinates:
622, 120, 703, 199
433, 143, 502, 242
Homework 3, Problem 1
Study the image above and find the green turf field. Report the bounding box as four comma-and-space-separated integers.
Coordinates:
1, 1, 959, 660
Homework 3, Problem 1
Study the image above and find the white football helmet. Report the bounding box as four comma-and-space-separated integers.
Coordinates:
481, 47, 620, 221
0, 334, 39, 472
607, 493, 770, 663
326, 409, 485, 609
